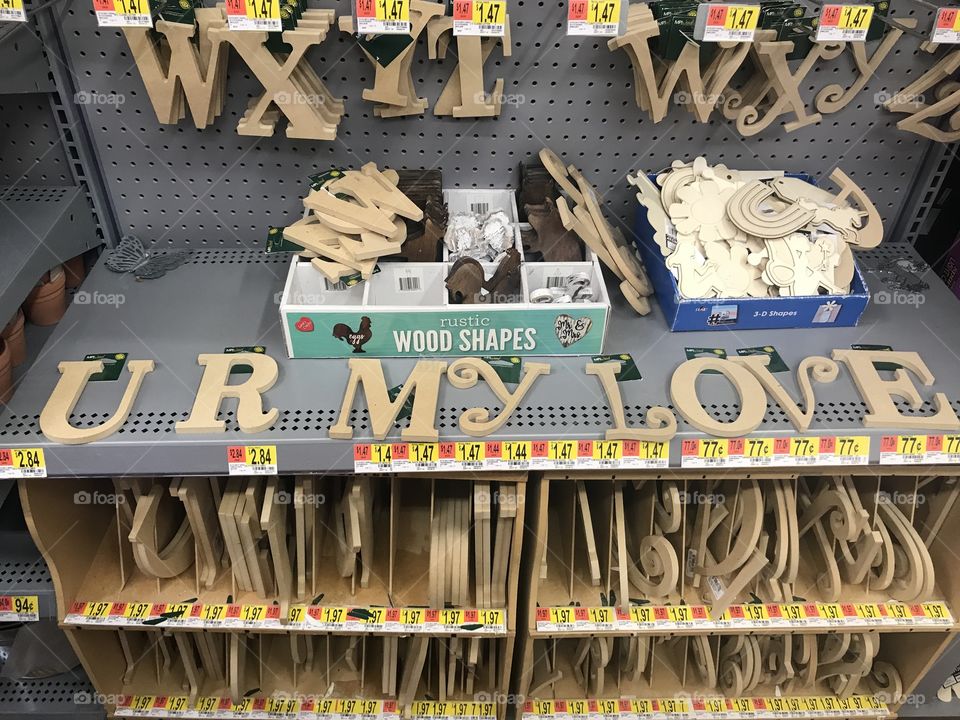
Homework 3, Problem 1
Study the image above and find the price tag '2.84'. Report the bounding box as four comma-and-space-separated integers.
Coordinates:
567, 0, 621, 36
227, 445, 278, 475
0, 448, 47, 479
816, 4, 874, 42
696, 3, 759, 42
932, 7, 960, 44
92, 0, 152, 27
225, 0, 281, 31
454, 0, 506, 36
356, 0, 411, 34
0, 0, 26, 23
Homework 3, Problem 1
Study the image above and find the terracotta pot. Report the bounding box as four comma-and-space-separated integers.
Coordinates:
64, 255, 87, 289
24, 265, 67, 326
0, 338, 12, 405
1, 309, 25, 367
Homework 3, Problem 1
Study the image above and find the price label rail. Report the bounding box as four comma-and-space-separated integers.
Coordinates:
0, 595, 40, 622
534, 601, 953, 634
65, 601, 508, 635
116, 696, 399, 719
522, 695, 888, 719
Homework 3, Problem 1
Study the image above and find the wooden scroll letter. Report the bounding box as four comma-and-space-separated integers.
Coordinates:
446, 358, 550, 436
40, 359, 155, 445
176, 353, 279, 435
585, 361, 677, 441
123, 10, 229, 128
330, 358, 447, 441
832, 349, 960, 430
730, 355, 838, 432
670, 358, 767, 437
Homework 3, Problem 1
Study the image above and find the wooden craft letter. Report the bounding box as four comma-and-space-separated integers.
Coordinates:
176, 353, 279, 434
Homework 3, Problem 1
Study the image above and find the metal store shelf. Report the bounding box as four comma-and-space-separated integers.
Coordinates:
0, 529, 56, 620
0, 186, 97, 317
1, 243, 958, 477
0, 672, 103, 718
0, 26, 55, 95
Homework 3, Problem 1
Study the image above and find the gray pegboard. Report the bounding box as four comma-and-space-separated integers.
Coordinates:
55, 0, 941, 247
0, 95, 72, 186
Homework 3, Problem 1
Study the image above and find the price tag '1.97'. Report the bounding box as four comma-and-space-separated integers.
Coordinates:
567, 0, 621, 36
816, 4, 874, 42
454, 0, 506, 36
697, 3, 758, 42
225, 0, 281, 31
92, 0, 152, 27
933, 7, 960, 43
0, 0, 26, 22
356, 0, 411, 34
227, 445, 278, 475
0, 448, 47, 478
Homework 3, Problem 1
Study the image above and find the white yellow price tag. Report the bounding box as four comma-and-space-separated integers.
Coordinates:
453, 0, 506, 36
933, 7, 960, 43
227, 445, 277, 475
92, 0, 152, 27
698, 3, 758, 42
817, 4, 873, 41
0, 0, 25, 22
567, 0, 621, 36
356, 0, 411, 34
0, 595, 38, 621
0, 448, 46, 478
224, 0, 281, 31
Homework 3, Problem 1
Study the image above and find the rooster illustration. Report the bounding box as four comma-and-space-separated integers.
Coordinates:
332, 316, 373, 354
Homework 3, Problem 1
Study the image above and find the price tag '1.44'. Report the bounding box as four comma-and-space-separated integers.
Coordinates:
933, 7, 960, 43
356, 0, 411, 34
0, 0, 26, 23
816, 4, 874, 42
225, 0, 281, 31
697, 3, 759, 42
227, 445, 277, 475
567, 0, 621, 36
453, 0, 506, 36
92, 0, 152, 27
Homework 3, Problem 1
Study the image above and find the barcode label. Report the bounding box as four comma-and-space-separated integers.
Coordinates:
325, 279, 348, 291
546, 276, 566, 288
398, 276, 421, 292
471, 202, 490, 215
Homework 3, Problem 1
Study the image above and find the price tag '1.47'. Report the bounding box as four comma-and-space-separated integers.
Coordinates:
225, 0, 281, 31
816, 4, 874, 42
567, 0, 621, 36
356, 0, 411, 34
453, 0, 506, 36
92, 0, 152, 27
696, 3, 759, 42
933, 7, 960, 44
0, 0, 26, 23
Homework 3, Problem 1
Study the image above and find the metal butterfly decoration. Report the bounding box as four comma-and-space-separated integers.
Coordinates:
104, 235, 193, 280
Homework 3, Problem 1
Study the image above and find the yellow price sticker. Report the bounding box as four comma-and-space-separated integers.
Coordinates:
780, 603, 806, 621
698, 439, 727, 458
700, 698, 725, 713
441, 608, 464, 625
399, 608, 425, 625
632, 700, 654, 714
0, 0, 24, 10
478, 608, 504, 626
265, 698, 298, 714
112, 0, 148, 15
587, 0, 620, 24
288, 605, 306, 623
742, 603, 769, 621
164, 697, 190, 712
408, 442, 438, 463
370, 444, 393, 464
123, 602, 151, 620
195, 697, 219, 713
547, 440, 576, 461
790, 436, 817, 457
592, 440, 622, 461
944, 434, 960, 455
719, 4, 758, 30
855, 602, 882, 619
129, 695, 155, 712
200, 604, 227, 621
1, 595, 38, 617
923, 601, 950, 619
588, 607, 613, 624
321, 606, 347, 624
9, 448, 44, 470
631, 605, 654, 624
83, 601, 111, 618
667, 605, 693, 622
887, 602, 910, 619
566, 700, 589, 716
819, 602, 844, 619
727, 698, 752, 714
363, 607, 386, 625
897, 435, 927, 455
530, 701, 554, 716
743, 437, 773, 459
594, 699, 618, 716
375, 0, 408, 21
549, 607, 576, 625
835, 3, 873, 29
503, 441, 531, 462
245, 445, 276, 465
230, 698, 253, 713
241, 604, 267, 622
835, 435, 869, 457
658, 698, 688, 714
455, 442, 485, 463
636, 441, 667, 460
472, 0, 505, 25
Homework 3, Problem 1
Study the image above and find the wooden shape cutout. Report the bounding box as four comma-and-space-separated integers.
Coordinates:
218, 479, 253, 591
176, 353, 279, 435
730, 354, 839, 432
585, 361, 677, 441
539, 148, 584, 205
446, 358, 551, 436
262, 477, 293, 617
832, 349, 960, 430
727, 182, 815, 238
670, 357, 768, 437
576, 481, 601, 585
40, 359, 155, 445
304, 188, 397, 236
330, 358, 447, 441
129, 484, 195, 578
827, 167, 884, 249
329, 165, 424, 220
176, 477, 223, 588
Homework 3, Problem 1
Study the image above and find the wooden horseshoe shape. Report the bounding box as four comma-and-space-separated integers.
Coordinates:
727, 182, 816, 238
129, 483, 195, 578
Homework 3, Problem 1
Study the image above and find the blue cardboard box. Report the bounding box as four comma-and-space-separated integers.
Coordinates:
632, 176, 871, 331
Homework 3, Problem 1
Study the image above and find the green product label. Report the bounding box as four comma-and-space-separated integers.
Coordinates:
737, 346, 789, 373
685, 347, 727, 374
851, 343, 902, 372
286, 308, 607, 358
482, 356, 523, 384
591, 353, 642, 381
83, 353, 129, 382
225, 345, 268, 375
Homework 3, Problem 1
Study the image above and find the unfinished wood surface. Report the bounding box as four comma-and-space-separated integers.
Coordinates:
671, 357, 768, 437
176, 353, 279, 435
446, 358, 551, 436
